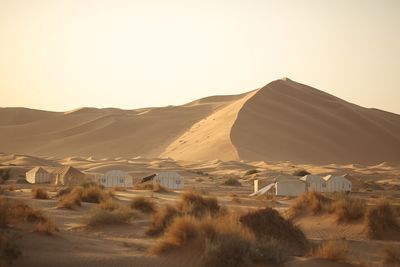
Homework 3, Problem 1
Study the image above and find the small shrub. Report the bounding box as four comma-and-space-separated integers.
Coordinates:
223, 178, 241, 186
99, 199, 121, 211
55, 187, 72, 197
178, 191, 220, 217
203, 233, 252, 267
250, 238, 289, 264
365, 201, 399, 239
0, 169, 10, 182
146, 204, 181, 236
7, 184, 15, 191
383, 245, 400, 266
79, 185, 106, 203
240, 207, 308, 254
245, 169, 260, 176
292, 169, 311, 177
130, 197, 156, 214
35, 218, 58, 235
86, 207, 137, 227
134, 183, 169, 193
153, 183, 169, 193
57, 191, 82, 209
332, 195, 366, 223
0, 231, 21, 266
287, 191, 331, 219
32, 187, 49, 199
312, 240, 347, 262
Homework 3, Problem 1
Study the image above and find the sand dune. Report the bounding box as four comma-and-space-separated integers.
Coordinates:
1, 78, 399, 164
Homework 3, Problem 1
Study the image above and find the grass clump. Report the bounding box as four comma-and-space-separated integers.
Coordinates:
86, 207, 138, 227
223, 178, 241, 186
99, 198, 121, 211
57, 190, 82, 209
0, 197, 45, 227
240, 207, 308, 254
245, 169, 260, 176
365, 200, 399, 239
35, 218, 58, 235
332, 194, 366, 223
31, 187, 49, 199
312, 240, 347, 262
146, 204, 182, 236
134, 183, 169, 193
130, 196, 156, 214
292, 169, 311, 177
178, 190, 221, 217
287, 191, 331, 219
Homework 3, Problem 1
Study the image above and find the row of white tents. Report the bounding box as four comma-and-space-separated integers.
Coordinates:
252, 174, 352, 197
25, 166, 184, 190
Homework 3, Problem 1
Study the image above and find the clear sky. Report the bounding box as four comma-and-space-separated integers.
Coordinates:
0, 0, 399, 114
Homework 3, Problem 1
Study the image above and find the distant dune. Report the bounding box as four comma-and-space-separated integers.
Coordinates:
1, 78, 399, 164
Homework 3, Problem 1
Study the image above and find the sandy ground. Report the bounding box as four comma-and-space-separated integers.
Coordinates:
1, 153, 400, 267
1, 78, 399, 164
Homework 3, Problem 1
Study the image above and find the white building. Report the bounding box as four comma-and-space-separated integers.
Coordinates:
26, 167, 52, 184
96, 170, 136, 188
300, 175, 327, 192
275, 179, 306, 196
154, 172, 184, 190
323, 175, 352, 192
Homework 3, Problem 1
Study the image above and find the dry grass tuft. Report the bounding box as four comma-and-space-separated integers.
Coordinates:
86, 207, 138, 227
178, 190, 220, 217
223, 178, 241, 186
312, 240, 347, 262
287, 191, 332, 219
0, 197, 45, 227
383, 245, 400, 266
99, 198, 121, 211
146, 204, 181, 236
365, 200, 399, 239
332, 194, 366, 223
134, 183, 169, 193
35, 218, 58, 235
240, 207, 308, 254
57, 191, 82, 209
31, 187, 49, 199
130, 196, 156, 214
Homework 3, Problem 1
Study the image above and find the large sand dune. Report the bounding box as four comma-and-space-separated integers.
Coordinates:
1, 78, 399, 164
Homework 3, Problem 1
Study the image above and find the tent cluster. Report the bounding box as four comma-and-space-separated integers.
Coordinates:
26, 166, 184, 190
252, 174, 352, 197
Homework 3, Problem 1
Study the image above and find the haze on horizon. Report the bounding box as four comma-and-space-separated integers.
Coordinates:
0, 0, 399, 114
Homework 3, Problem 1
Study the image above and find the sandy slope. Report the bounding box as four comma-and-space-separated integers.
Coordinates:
1, 78, 400, 164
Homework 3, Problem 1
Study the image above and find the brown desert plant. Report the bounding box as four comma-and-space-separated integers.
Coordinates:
332, 194, 366, 223
383, 245, 400, 266
130, 196, 156, 214
35, 218, 58, 235
99, 198, 121, 211
178, 190, 220, 217
0, 231, 21, 266
31, 187, 49, 199
365, 200, 399, 239
146, 204, 182, 236
57, 191, 82, 209
312, 240, 347, 262
287, 191, 331, 219
223, 178, 241, 186
86, 207, 137, 227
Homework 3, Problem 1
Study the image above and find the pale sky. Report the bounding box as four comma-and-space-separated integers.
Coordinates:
0, 0, 399, 114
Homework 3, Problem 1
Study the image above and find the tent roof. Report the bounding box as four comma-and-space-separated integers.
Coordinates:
27, 166, 49, 174
53, 166, 83, 176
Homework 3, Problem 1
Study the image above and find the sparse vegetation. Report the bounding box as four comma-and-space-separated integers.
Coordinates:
146, 204, 182, 236
57, 190, 82, 209
365, 200, 399, 239
245, 169, 260, 176
130, 196, 156, 214
0, 169, 11, 183
134, 183, 169, 193
35, 218, 58, 235
99, 198, 121, 211
312, 240, 347, 262
332, 194, 366, 223
287, 191, 331, 219
223, 178, 241, 186
240, 207, 308, 254
86, 207, 138, 227
292, 169, 311, 177
32, 187, 49, 199
178, 190, 221, 217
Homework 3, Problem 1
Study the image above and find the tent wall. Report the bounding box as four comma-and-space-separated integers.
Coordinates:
154, 173, 184, 189
26, 170, 52, 184
275, 181, 306, 196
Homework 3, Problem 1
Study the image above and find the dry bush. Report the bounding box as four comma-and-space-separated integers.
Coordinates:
249, 238, 289, 265
292, 169, 311, 177
99, 199, 121, 211
178, 190, 220, 217
332, 195, 366, 223
383, 245, 400, 266
0, 197, 45, 227
31, 187, 49, 199
86, 207, 138, 227
35, 218, 58, 235
0, 231, 21, 266
245, 169, 260, 176
239, 207, 308, 254
79, 185, 107, 203
130, 196, 156, 214
153, 183, 169, 193
57, 191, 82, 209
7, 184, 16, 191
312, 240, 347, 262
223, 178, 241, 186
146, 204, 182, 236
287, 191, 332, 219
55, 187, 72, 197
365, 200, 399, 239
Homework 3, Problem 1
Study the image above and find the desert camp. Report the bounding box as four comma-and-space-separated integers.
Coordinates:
25, 167, 52, 184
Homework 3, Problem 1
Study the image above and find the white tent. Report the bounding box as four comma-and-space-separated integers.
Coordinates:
323, 175, 352, 192
26, 167, 52, 184
300, 175, 327, 192
275, 179, 306, 196
97, 170, 136, 188
154, 172, 184, 190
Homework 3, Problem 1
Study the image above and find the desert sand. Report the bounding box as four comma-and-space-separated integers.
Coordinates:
1, 78, 399, 164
